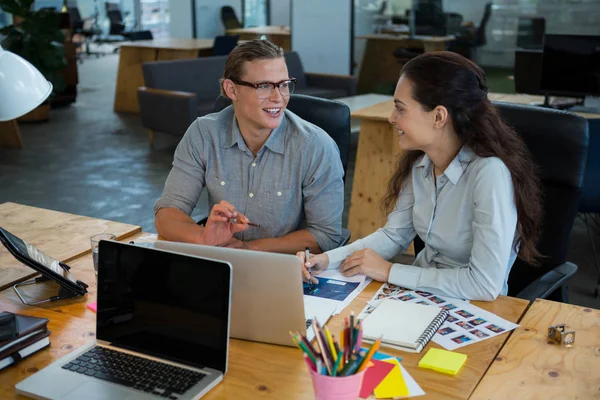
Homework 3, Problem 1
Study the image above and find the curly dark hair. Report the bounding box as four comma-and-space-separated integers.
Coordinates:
381, 51, 542, 264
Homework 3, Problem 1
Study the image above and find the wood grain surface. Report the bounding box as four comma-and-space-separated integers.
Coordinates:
470, 298, 600, 400
0, 202, 141, 291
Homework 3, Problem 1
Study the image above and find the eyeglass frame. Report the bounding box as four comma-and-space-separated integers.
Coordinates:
229, 77, 297, 98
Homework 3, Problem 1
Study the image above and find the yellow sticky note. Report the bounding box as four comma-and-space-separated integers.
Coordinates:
373, 358, 409, 398
418, 348, 467, 375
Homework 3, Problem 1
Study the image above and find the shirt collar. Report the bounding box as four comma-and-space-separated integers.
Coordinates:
415, 146, 476, 184
223, 111, 287, 155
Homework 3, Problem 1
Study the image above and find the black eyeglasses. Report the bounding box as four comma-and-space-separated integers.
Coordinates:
231, 78, 297, 99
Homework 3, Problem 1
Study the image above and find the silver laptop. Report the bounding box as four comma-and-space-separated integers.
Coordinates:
17, 241, 233, 400
150, 241, 336, 347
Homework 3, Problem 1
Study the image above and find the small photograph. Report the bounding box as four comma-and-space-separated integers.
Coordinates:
455, 310, 475, 318
437, 327, 456, 336
456, 321, 474, 330
429, 296, 445, 304
415, 290, 432, 297
397, 293, 416, 301
386, 284, 400, 290
485, 324, 506, 334
376, 293, 389, 300
415, 300, 430, 305
451, 335, 473, 344
469, 317, 487, 326
446, 315, 459, 323
382, 287, 399, 296
470, 329, 490, 339
441, 303, 457, 311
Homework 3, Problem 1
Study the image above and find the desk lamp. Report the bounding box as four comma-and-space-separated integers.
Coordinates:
0, 45, 53, 121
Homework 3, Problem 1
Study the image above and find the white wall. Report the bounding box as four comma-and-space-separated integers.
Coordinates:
270, 0, 290, 26
291, 0, 352, 75
168, 0, 242, 38
168, 0, 193, 38
194, 0, 242, 38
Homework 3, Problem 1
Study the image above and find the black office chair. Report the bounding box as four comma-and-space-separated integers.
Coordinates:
449, 2, 492, 59
105, 2, 132, 38
413, 102, 589, 303
68, 7, 103, 59
212, 35, 239, 56
206, 94, 352, 246
221, 6, 242, 30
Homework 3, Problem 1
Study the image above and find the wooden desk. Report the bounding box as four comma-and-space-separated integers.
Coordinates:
113, 38, 217, 114
0, 228, 529, 399
226, 26, 291, 51
347, 94, 600, 241
356, 34, 455, 94
0, 202, 141, 291
470, 299, 600, 400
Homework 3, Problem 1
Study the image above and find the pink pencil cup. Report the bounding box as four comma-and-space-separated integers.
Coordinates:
309, 368, 366, 400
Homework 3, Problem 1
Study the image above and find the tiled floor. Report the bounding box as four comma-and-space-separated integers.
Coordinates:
1, 52, 599, 309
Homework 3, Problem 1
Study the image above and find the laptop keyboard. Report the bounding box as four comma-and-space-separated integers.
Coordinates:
61, 346, 206, 399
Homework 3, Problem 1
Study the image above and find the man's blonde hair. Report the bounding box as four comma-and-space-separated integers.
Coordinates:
220, 39, 285, 98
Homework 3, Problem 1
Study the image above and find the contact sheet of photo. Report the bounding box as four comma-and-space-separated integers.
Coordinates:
358, 283, 519, 351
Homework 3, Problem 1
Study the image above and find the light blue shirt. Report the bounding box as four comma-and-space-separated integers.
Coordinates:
327, 146, 518, 301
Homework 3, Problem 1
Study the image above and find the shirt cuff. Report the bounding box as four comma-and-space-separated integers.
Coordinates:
325, 246, 353, 270
388, 263, 422, 290
306, 226, 340, 253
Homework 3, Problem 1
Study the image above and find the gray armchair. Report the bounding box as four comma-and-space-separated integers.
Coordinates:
137, 56, 228, 145
137, 52, 357, 145
284, 52, 357, 99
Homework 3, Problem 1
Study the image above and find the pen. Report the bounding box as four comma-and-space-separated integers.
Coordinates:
229, 217, 260, 227
305, 247, 313, 289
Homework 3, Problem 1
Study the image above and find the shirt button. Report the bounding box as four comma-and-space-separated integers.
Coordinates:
220, 181, 225, 186
251, 162, 256, 167
277, 191, 282, 197
249, 193, 254, 198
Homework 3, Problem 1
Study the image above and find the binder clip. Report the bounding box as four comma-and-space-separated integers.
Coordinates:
547, 324, 575, 347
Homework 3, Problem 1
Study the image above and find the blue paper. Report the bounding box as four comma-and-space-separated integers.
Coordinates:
361, 348, 402, 363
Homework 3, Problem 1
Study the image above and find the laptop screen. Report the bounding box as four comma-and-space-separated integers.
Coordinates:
96, 241, 231, 373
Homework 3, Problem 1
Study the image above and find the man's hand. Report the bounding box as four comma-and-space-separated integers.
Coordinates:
203, 200, 251, 246
339, 248, 392, 282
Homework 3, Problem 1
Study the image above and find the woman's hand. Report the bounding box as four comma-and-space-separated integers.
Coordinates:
339, 248, 392, 282
296, 251, 329, 284
202, 201, 250, 246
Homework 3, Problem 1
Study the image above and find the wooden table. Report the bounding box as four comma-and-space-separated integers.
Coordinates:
113, 38, 217, 114
347, 94, 600, 241
0, 202, 141, 291
0, 228, 529, 399
470, 299, 600, 400
226, 25, 291, 51
356, 34, 455, 94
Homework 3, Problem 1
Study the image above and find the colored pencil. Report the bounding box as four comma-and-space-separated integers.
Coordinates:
357, 337, 382, 373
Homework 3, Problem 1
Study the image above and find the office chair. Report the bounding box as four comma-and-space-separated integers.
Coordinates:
206, 94, 352, 245
577, 119, 600, 297
68, 6, 103, 60
449, 2, 492, 59
221, 6, 242, 30
212, 35, 239, 56
413, 102, 589, 303
105, 2, 132, 38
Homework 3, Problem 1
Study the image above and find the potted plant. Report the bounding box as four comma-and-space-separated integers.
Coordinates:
0, 0, 67, 121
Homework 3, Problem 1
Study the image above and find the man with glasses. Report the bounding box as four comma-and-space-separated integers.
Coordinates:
154, 40, 344, 254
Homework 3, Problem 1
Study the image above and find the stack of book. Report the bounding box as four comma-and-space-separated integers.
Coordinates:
0, 311, 51, 371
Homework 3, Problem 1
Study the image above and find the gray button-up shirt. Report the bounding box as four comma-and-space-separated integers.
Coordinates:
154, 105, 345, 251
326, 146, 518, 301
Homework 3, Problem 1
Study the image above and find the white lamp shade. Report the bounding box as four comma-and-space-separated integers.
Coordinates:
0, 45, 53, 121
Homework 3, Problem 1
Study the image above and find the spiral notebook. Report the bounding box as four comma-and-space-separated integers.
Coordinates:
362, 299, 448, 353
